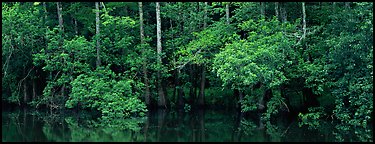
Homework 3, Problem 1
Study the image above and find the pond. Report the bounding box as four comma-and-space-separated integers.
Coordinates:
1, 108, 368, 142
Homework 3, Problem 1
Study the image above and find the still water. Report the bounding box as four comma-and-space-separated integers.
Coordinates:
1, 108, 367, 142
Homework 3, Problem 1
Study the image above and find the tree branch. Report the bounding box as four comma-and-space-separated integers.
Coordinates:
2, 36, 15, 79
279, 99, 290, 112
17, 66, 35, 96
174, 48, 202, 71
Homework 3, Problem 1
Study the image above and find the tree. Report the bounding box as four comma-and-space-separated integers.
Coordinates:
260, 2, 265, 17
57, 2, 64, 34
226, 2, 230, 25
156, 2, 166, 108
212, 15, 299, 118
302, 2, 306, 40
57, 2, 67, 99
95, 2, 101, 67
2, 2, 45, 105
275, 2, 279, 19
2, 3, 373, 140
198, 2, 208, 106
139, 2, 150, 106
280, 2, 287, 22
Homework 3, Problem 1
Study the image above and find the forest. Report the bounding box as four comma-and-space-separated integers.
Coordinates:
1, 2, 373, 142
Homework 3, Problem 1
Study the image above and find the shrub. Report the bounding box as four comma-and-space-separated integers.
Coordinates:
65, 67, 147, 118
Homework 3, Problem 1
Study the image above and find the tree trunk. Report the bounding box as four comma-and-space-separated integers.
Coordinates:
281, 3, 287, 22
57, 2, 65, 99
275, 2, 279, 19
198, 65, 205, 106
43, 2, 49, 74
173, 67, 177, 104
177, 69, 184, 108
198, 3, 208, 104
23, 68, 27, 104
124, 5, 128, 16
57, 2, 64, 52
302, 2, 306, 40
233, 109, 244, 141
260, 2, 265, 17
258, 84, 265, 111
43, 2, 48, 28
197, 2, 201, 28
258, 94, 266, 111
74, 18, 78, 35
194, 65, 198, 102
233, 89, 239, 109
204, 2, 208, 28
188, 3, 198, 104
156, 2, 166, 108
189, 64, 195, 104
157, 109, 166, 141
162, 77, 169, 106
177, 6, 185, 109
32, 78, 36, 101
57, 2, 64, 34
95, 2, 101, 67
198, 109, 205, 142
177, 110, 183, 141
345, 2, 350, 8
139, 2, 150, 106
226, 2, 230, 25
44, 2, 52, 107
143, 111, 150, 141
239, 90, 243, 105
258, 112, 264, 129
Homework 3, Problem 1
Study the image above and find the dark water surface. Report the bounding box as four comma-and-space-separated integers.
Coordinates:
1, 108, 360, 142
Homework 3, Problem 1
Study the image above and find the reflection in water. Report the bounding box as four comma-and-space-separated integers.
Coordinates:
2, 108, 372, 142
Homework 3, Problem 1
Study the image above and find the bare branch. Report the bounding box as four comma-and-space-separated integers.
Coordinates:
279, 99, 290, 112
174, 48, 202, 71
17, 66, 35, 97
2, 36, 15, 79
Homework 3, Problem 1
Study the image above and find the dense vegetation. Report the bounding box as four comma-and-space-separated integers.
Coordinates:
2, 2, 373, 142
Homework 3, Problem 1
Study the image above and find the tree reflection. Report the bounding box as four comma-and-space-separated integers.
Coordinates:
63, 116, 146, 142
2, 109, 372, 142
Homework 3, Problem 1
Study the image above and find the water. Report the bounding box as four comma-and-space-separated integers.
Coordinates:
1, 108, 368, 142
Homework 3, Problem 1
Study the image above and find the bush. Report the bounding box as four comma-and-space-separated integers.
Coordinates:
65, 67, 147, 118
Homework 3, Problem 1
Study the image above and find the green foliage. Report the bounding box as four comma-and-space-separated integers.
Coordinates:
298, 107, 327, 129
240, 95, 258, 113
231, 2, 259, 22
212, 17, 298, 119
66, 66, 147, 118
264, 121, 284, 142
34, 33, 94, 73
64, 116, 145, 141
32, 32, 94, 108
177, 21, 234, 67
333, 123, 373, 142
184, 104, 191, 112
262, 94, 286, 122
238, 118, 257, 136
2, 2, 44, 103
204, 87, 234, 107
301, 2, 373, 131
100, 12, 137, 66
212, 17, 296, 90
2, 2, 373, 141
